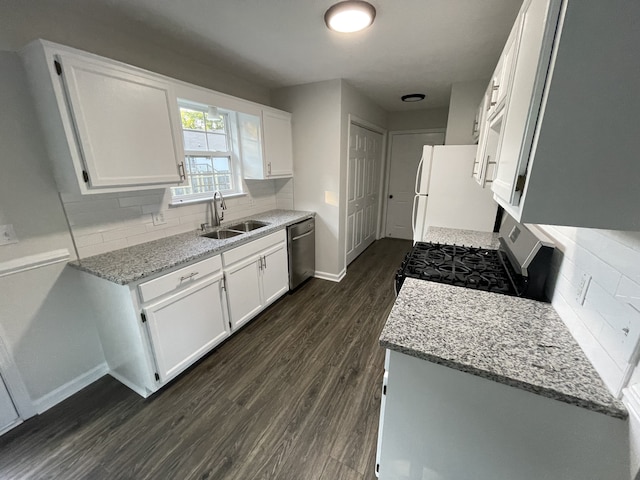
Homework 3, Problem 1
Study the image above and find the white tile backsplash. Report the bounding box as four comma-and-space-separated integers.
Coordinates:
63, 180, 281, 258
539, 224, 640, 395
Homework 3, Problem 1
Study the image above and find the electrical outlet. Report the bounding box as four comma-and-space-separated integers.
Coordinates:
152, 212, 167, 226
0, 224, 18, 245
576, 273, 592, 306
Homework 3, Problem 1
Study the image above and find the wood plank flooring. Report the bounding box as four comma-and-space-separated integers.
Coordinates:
0, 238, 412, 480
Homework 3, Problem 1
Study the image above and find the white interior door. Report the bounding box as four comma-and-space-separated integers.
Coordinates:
385, 131, 445, 239
346, 123, 383, 265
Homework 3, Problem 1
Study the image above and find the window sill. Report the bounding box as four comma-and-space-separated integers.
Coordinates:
169, 192, 247, 208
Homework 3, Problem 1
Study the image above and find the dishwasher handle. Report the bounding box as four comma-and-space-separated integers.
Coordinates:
291, 229, 314, 242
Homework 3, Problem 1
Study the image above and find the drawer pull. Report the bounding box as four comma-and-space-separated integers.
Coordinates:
179, 272, 199, 282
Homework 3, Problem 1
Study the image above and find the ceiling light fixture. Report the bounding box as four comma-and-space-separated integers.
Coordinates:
401, 93, 426, 102
324, 1, 376, 33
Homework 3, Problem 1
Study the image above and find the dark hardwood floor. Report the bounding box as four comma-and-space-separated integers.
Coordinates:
0, 238, 412, 480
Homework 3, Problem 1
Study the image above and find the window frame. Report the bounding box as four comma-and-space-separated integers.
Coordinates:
170, 100, 244, 204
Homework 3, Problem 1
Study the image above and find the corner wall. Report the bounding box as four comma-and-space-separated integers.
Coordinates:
0, 52, 105, 412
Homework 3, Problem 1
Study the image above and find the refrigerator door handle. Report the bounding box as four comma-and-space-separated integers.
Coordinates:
411, 195, 419, 237
415, 157, 424, 195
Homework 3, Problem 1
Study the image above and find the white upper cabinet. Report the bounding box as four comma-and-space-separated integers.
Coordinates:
488, 0, 640, 230
240, 108, 294, 179
21, 40, 185, 194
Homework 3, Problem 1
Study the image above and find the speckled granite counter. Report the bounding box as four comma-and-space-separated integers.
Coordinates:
424, 226, 500, 249
70, 210, 314, 285
381, 226, 626, 419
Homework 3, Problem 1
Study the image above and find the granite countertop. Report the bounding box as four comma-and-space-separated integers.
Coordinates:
69, 209, 314, 285
424, 226, 500, 249
382, 226, 626, 419
381, 279, 626, 419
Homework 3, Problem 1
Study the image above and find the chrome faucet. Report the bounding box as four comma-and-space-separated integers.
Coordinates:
212, 191, 227, 226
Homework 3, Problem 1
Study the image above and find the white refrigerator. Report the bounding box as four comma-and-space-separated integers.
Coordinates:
412, 145, 498, 242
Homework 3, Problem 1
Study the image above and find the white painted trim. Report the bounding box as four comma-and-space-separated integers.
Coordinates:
0, 324, 35, 419
623, 385, 640, 422
0, 418, 22, 437
33, 363, 108, 414
108, 370, 152, 398
314, 269, 346, 283
0, 249, 70, 278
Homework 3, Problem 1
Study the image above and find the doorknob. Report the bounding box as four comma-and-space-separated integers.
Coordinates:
389, 195, 393, 199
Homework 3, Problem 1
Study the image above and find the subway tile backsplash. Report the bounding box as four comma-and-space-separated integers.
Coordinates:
62, 179, 281, 258
539, 224, 640, 395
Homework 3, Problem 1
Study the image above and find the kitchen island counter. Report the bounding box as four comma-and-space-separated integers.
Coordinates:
69, 209, 314, 285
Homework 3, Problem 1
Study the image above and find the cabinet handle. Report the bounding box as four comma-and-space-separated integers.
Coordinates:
267, 162, 272, 175
179, 272, 198, 281
263, 255, 267, 269
178, 162, 186, 180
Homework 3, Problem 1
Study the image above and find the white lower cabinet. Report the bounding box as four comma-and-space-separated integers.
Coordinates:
376, 350, 627, 480
223, 230, 289, 331
83, 230, 291, 398
143, 274, 228, 383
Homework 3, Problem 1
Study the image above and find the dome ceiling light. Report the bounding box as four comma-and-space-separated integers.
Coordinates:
324, 1, 376, 33
401, 93, 426, 102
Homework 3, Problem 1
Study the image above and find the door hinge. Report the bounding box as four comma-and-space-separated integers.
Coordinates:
515, 174, 527, 192
154, 372, 160, 381
54, 60, 62, 76
82, 170, 90, 183
141, 312, 147, 323
221, 277, 226, 291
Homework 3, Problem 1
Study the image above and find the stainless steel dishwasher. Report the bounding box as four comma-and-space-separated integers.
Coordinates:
287, 218, 315, 289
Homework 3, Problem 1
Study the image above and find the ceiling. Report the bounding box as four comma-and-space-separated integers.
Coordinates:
2, 0, 523, 112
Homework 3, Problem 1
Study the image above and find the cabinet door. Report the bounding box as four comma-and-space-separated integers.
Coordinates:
492, 0, 553, 206
260, 242, 290, 307
144, 275, 229, 383
262, 109, 293, 178
58, 53, 183, 188
238, 112, 265, 179
225, 256, 263, 330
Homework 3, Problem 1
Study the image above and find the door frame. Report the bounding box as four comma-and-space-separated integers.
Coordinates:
344, 115, 387, 270
381, 129, 446, 239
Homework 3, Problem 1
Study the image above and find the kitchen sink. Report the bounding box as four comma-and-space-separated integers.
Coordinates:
201, 229, 244, 240
225, 220, 269, 232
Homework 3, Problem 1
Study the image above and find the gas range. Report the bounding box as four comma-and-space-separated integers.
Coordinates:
396, 216, 555, 301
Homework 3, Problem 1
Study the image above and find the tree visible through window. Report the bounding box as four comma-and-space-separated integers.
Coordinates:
171, 106, 240, 202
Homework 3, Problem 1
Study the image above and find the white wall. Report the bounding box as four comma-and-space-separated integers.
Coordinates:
388, 107, 449, 131
445, 80, 487, 145
272, 79, 387, 280
271, 80, 343, 279
0, 52, 105, 412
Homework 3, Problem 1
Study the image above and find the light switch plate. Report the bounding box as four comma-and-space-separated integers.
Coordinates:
0, 224, 18, 245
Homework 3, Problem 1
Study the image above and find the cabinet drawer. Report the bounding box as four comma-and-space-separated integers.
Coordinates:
138, 255, 222, 303
222, 230, 286, 266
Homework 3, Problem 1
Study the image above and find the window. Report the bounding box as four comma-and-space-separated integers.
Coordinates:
171, 104, 242, 203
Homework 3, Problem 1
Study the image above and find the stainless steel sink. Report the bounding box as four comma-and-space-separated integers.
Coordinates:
225, 220, 269, 232
201, 229, 244, 240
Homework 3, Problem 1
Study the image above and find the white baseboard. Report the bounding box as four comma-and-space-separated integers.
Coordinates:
108, 370, 152, 398
33, 363, 108, 414
314, 269, 346, 283
0, 418, 23, 437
